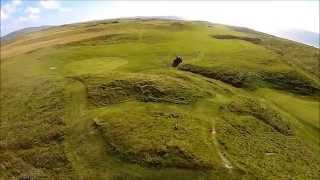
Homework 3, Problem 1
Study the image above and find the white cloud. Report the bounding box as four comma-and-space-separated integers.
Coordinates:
26, 7, 41, 15
40, 0, 60, 9
1, 0, 22, 21
16, 0, 71, 22
39, 0, 72, 12
19, 7, 41, 21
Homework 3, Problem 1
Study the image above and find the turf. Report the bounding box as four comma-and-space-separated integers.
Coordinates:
1, 18, 319, 179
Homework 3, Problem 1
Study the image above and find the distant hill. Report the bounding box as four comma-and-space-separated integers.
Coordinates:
273, 29, 319, 48
0, 26, 52, 44
3, 23, 318, 49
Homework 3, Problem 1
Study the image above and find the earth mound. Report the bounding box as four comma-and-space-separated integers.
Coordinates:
178, 64, 320, 95
75, 73, 212, 106
93, 102, 221, 169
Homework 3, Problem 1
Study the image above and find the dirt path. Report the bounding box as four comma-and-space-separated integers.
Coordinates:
211, 126, 233, 169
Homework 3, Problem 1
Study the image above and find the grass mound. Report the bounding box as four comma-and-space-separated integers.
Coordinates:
262, 71, 320, 95
226, 96, 293, 135
178, 64, 319, 95
178, 64, 256, 88
76, 73, 211, 106
93, 102, 221, 169
211, 35, 262, 44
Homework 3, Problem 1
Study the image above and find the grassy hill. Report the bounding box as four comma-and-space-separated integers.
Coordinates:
0, 26, 53, 45
1, 18, 319, 179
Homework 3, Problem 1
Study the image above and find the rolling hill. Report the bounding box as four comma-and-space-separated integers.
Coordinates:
0, 26, 53, 44
1, 18, 319, 179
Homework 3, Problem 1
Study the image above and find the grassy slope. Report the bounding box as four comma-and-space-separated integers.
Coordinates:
1, 19, 319, 179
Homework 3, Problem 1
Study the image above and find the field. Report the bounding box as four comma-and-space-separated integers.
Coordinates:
1, 18, 319, 179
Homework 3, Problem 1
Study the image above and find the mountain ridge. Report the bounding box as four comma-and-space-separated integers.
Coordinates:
2, 17, 318, 48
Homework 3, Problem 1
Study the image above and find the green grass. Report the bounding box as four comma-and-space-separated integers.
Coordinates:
64, 57, 127, 76
1, 18, 319, 179
216, 114, 320, 179
254, 88, 320, 152
255, 89, 319, 130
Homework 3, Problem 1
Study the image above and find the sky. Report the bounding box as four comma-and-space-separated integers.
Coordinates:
1, 0, 319, 36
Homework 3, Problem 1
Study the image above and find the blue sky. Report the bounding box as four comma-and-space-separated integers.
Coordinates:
1, 0, 319, 36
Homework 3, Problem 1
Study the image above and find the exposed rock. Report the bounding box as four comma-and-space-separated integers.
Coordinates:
172, 56, 183, 67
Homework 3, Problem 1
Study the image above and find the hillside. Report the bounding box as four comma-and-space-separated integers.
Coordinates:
1, 18, 319, 179
0, 26, 53, 44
